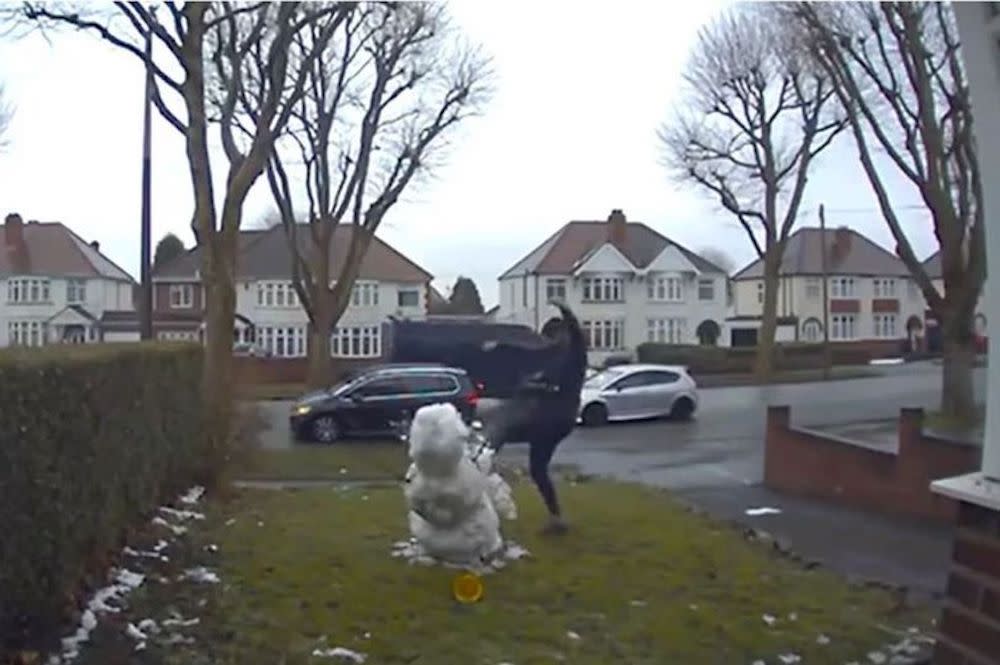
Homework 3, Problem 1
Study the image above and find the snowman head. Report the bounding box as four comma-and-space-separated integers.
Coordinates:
408, 402, 471, 477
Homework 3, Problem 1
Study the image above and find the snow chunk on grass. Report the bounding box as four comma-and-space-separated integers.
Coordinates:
151, 516, 187, 536
180, 567, 220, 584
180, 486, 205, 504
312, 646, 367, 662
745, 507, 782, 516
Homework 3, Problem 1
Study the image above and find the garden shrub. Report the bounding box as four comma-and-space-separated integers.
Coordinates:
0, 342, 205, 655
637, 342, 872, 373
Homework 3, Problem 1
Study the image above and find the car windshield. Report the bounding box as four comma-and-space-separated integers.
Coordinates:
584, 368, 626, 389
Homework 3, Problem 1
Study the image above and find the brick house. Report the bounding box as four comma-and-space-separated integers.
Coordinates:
151, 224, 433, 359
0, 213, 137, 347
496, 209, 730, 366
730, 226, 927, 355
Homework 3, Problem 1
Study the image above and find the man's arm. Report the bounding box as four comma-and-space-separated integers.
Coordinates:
550, 299, 587, 367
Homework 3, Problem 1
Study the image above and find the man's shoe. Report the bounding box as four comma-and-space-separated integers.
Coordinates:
540, 516, 569, 535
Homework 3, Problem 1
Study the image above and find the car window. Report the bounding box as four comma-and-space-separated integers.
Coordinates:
355, 377, 408, 398
647, 370, 681, 385
610, 372, 652, 390
586, 368, 625, 388
405, 374, 458, 395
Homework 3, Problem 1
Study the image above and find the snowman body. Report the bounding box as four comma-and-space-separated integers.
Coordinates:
403, 403, 512, 563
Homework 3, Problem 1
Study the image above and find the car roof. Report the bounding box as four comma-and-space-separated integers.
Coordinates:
603, 363, 689, 373
367, 363, 469, 376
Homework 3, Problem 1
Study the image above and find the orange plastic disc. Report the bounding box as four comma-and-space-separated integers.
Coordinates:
451, 571, 484, 604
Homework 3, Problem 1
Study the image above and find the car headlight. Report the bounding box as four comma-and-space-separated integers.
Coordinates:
293, 404, 312, 416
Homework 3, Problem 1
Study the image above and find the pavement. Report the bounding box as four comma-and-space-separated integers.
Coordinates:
253, 360, 983, 599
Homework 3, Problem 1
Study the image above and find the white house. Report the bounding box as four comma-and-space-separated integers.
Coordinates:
730, 226, 926, 354
0, 213, 137, 347
151, 223, 433, 358
496, 209, 730, 365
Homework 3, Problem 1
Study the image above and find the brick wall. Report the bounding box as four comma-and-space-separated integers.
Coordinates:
934, 501, 1000, 664
764, 406, 981, 522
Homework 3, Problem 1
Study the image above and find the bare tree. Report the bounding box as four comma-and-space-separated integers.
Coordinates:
660, 5, 845, 379
252, 2, 492, 388
787, 2, 984, 421
0, 83, 12, 150
12, 2, 352, 469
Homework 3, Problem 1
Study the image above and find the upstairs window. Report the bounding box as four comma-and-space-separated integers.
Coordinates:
582, 276, 624, 302
169, 284, 193, 309
648, 276, 682, 302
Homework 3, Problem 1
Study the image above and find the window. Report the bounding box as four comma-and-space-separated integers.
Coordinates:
697, 279, 714, 301
802, 319, 822, 343
647, 275, 682, 302
873, 314, 898, 338
583, 276, 624, 302
330, 325, 382, 358
257, 282, 298, 308
830, 277, 856, 298
257, 325, 306, 358
8, 321, 46, 347
6, 278, 51, 304
405, 374, 458, 395
612, 372, 653, 391
66, 279, 87, 304
169, 284, 193, 309
805, 278, 821, 300
356, 377, 407, 398
648, 370, 681, 385
582, 319, 624, 350
831, 314, 856, 340
397, 289, 420, 308
351, 282, 380, 307
158, 330, 198, 342
647, 318, 686, 344
545, 278, 566, 302
873, 278, 896, 298
756, 281, 764, 304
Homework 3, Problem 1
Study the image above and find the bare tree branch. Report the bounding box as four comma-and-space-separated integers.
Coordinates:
0, 83, 13, 151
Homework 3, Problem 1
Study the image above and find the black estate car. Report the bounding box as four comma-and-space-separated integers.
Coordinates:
289, 363, 481, 443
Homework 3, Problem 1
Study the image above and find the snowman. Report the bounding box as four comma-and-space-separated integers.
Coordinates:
402, 402, 517, 565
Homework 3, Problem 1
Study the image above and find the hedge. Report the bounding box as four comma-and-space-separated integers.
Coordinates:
0, 343, 206, 655
636, 342, 872, 373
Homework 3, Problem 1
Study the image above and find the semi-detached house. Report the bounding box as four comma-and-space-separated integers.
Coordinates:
730, 226, 926, 354
151, 223, 433, 359
0, 213, 137, 347
496, 209, 730, 365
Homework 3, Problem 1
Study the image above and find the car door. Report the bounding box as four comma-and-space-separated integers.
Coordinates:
403, 373, 460, 412
349, 376, 409, 434
641, 370, 683, 417
602, 372, 652, 419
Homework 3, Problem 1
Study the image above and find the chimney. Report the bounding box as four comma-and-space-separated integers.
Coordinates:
831, 226, 852, 264
4, 213, 24, 247
90, 240, 100, 252
607, 209, 626, 245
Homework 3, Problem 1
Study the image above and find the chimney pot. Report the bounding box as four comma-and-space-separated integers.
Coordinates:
90, 240, 100, 252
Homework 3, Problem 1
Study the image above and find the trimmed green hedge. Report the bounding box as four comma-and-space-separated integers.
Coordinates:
636, 343, 872, 373
0, 343, 206, 654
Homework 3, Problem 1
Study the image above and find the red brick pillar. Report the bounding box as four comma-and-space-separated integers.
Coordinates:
764, 406, 791, 487
934, 500, 1000, 664
898, 407, 925, 457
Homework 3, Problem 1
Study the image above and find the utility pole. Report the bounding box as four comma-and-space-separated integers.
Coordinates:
139, 19, 154, 340
819, 204, 832, 379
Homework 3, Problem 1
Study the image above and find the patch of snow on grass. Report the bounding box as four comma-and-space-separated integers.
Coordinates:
180, 486, 205, 504
162, 614, 200, 628
312, 646, 367, 662
159, 506, 205, 521
391, 537, 529, 574
125, 622, 148, 642
151, 516, 188, 536
868, 652, 887, 664
777, 654, 801, 664
180, 567, 220, 584
745, 507, 782, 516
816, 634, 830, 645
762, 614, 777, 626
566, 630, 581, 641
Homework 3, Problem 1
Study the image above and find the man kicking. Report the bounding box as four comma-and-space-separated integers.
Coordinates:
482, 299, 587, 535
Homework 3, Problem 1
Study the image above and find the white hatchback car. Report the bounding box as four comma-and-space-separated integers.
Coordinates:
578, 363, 698, 426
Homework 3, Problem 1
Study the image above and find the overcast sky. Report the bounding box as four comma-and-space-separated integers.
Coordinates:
0, 1, 938, 308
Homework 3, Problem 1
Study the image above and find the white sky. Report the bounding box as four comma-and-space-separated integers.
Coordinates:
0, 1, 939, 308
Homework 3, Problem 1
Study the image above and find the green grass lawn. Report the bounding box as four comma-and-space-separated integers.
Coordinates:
75, 480, 933, 665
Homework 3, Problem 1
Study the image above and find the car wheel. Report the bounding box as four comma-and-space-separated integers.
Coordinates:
581, 402, 608, 427
669, 397, 695, 421
311, 415, 341, 444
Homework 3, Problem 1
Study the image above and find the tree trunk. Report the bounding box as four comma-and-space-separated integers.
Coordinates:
306, 299, 335, 389
754, 252, 780, 381
939, 307, 978, 423
201, 269, 237, 480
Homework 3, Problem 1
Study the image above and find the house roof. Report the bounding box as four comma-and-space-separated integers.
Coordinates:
498, 217, 725, 279
153, 224, 432, 283
732, 227, 911, 280
922, 251, 942, 280
1, 216, 135, 282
